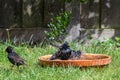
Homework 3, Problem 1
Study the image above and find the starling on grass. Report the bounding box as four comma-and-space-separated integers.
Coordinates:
5, 46, 25, 66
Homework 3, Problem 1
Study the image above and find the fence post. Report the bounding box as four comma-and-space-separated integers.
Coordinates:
99, 0, 102, 29
20, 0, 23, 28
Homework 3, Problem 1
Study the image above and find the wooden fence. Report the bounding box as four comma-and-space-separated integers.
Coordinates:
0, 0, 64, 28
0, 0, 120, 42
79, 0, 120, 29
1, 0, 120, 28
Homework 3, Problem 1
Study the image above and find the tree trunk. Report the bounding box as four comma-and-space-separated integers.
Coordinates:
65, 0, 81, 42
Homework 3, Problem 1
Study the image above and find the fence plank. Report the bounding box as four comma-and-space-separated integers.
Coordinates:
44, 0, 65, 27
0, 0, 17, 28
101, 0, 120, 28
80, 0, 100, 29
22, 0, 43, 28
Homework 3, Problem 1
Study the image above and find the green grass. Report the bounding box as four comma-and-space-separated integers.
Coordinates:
0, 42, 120, 80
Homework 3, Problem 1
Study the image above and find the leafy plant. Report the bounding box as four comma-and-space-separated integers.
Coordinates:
115, 37, 120, 47
91, 37, 120, 48
45, 11, 71, 42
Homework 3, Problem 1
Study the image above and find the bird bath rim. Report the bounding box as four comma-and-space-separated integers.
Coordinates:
38, 53, 111, 67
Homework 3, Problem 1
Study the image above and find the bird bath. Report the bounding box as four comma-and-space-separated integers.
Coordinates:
38, 53, 111, 67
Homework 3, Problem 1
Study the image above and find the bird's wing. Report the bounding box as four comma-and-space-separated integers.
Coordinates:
8, 55, 25, 65
9, 54, 22, 61
9, 52, 25, 62
13, 52, 25, 60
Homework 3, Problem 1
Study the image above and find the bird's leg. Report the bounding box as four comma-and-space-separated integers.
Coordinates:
17, 66, 20, 70
11, 65, 15, 70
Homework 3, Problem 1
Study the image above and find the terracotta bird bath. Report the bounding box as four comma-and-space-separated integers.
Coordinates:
38, 53, 111, 67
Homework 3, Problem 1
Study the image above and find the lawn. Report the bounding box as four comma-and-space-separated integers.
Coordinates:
0, 41, 120, 80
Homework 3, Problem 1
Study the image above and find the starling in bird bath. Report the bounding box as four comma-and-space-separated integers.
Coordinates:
49, 41, 82, 60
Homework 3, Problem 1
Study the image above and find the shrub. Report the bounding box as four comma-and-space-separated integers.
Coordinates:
45, 11, 71, 42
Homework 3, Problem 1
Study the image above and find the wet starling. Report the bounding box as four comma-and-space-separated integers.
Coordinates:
69, 50, 82, 60
50, 41, 71, 60
5, 46, 25, 66
50, 41, 82, 60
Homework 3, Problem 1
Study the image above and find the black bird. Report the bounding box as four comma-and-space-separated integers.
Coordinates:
50, 41, 72, 60
58, 42, 72, 60
50, 41, 82, 60
5, 46, 25, 66
69, 50, 82, 60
